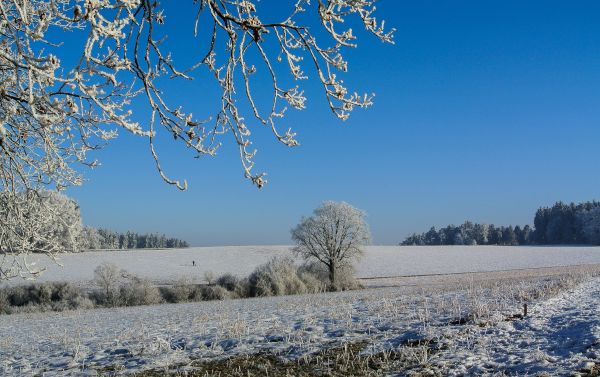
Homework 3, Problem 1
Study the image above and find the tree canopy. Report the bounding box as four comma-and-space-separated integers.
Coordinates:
291, 201, 370, 289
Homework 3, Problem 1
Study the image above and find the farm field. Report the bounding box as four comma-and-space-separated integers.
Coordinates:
1, 263, 599, 376
11, 245, 600, 286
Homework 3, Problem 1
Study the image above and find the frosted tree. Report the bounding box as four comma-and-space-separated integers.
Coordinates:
0, 191, 83, 279
291, 201, 371, 289
93, 262, 122, 306
79, 226, 102, 250
0, 0, 393, 279
473, 223, 489, 245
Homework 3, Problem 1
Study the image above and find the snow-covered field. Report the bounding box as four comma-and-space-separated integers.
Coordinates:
1, 264, 599, 376
3, 247, 600, 375
12, 245, 600, 286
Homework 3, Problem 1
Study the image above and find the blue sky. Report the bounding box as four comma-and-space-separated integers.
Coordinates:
67, 1, 600, 246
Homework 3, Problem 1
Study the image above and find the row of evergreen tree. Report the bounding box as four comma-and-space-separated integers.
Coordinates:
401, 201, 600, 246
82, 228, 189, 250
534, 201, 600, 245
401, 223, 533, 246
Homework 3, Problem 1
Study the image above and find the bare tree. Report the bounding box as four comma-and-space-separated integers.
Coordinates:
291, 201, 371, 289
0, 0, 393, 279
93, 262, 122, 306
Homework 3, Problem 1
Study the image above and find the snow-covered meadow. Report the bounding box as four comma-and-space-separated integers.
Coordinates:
13, 245, 600, 286
2, 246, 600, 376
1, 264, 599, 376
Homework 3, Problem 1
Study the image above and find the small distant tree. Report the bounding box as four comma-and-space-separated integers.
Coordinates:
291, 201, 371, 290
93, 262, 122, 306
473, 223, 489, 245
521, 225, 533, 245
502, 226, 518, 246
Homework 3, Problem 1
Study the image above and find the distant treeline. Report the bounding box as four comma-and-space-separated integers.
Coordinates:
82, 228, 189, 250
401, 222, 532, 246
534, 201, 600, 245
401, 201, 600, 246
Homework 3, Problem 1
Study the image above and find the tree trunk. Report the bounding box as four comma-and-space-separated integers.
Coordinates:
329, 262, 336, 291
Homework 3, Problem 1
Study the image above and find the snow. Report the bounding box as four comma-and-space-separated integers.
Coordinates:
1, 264, 599, 376
8, 245, 600, 286
423, 276, 600, 375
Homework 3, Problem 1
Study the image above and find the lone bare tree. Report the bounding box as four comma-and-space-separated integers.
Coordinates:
93, 262, 122, 306
0, 0, 393, 278
291, 201, 371, 289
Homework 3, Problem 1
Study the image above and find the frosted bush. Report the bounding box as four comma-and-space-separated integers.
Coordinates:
247, 257, 303, 296
51, 294, 94, 312
0, 290, 9, 314
201, 285, 230, 301
299, 261, 360, 291
215, 274, 240, 292
204, 270, 215, 285
298, 270, 327, 294
0, 281, 90, 313
119, 276, 162, 306
170, 278, 196, 303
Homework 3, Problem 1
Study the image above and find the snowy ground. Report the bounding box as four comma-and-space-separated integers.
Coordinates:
1, 264, 599, 376
425, 275, 600, 375
9, 245, 600, 286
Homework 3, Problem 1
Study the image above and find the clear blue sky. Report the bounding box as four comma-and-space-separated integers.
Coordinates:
67, 1, 600, 246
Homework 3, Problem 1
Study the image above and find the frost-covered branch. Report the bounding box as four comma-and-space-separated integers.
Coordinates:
0, 0, 392, 278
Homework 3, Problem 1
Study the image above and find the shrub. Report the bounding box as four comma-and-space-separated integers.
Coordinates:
215, 273, 240, 292
0, 281, 91, 313
298, 262, 360, 291
159, 278, 201, 303
201, 285, 230, 301
232, 277, 251, 298
52, 295, 94, 312
7, 285, 34, 307
247, 257, 308, 297
0, 290, 10, 314
204, 270, 215, 285
50, 282, 81, 302
298, 270, 327, 294
172, 278, 195, 302
10, 303, 43, 314
331, 266, 362, 291
119, 276, 162, 306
